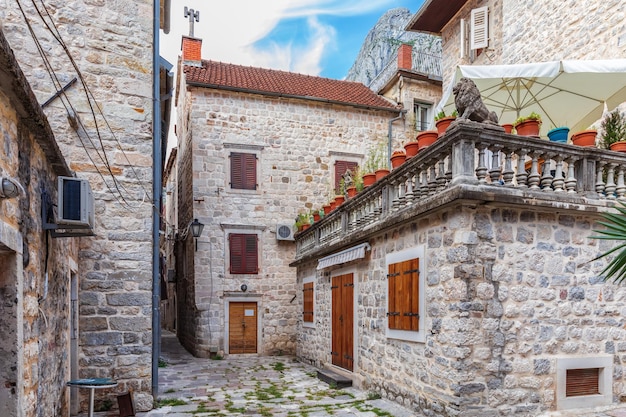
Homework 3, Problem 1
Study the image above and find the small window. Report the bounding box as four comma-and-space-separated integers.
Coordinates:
229, 233, 258, 274
303, 282, 314, 323
230, 152, 257, 190
387, 258, 419, 331
413, 102, 432, 131
334, 160, 358, 194
566, 368, 600, 397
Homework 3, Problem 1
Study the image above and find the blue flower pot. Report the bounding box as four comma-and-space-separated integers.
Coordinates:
547, 127, 570, 143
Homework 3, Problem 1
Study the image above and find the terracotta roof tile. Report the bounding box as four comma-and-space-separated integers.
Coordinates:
184, 60, 399, 111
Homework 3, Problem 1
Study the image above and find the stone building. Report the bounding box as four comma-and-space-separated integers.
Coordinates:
0, 0, 172, 413
0, 29, 79, 417
170, 33, 440, 358
291, 1, 626, 416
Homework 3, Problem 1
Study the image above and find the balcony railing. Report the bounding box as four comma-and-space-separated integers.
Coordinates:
294, 122, 626, 262
368, 48, 442, 93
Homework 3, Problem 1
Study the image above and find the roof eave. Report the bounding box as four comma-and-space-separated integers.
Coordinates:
406, 0, 470, 34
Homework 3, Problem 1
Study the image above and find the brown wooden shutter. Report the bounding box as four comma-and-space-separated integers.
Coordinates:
566, 368, 600, 397
303, 282, 314, 322
388, 258, 419, 331
231, 152, 257, 190
229, 233, 258, 274
334, 161, 358, 193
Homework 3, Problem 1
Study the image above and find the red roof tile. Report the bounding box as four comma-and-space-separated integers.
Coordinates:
183, 60, 400, 111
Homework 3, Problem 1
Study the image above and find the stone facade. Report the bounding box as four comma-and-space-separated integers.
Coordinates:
174, 71, 411, 358
1, 0, 157, 412
439, 0, 626, 94
0, 29, 79, 417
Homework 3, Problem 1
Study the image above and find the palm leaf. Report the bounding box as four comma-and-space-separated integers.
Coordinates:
591, 202, 626, 284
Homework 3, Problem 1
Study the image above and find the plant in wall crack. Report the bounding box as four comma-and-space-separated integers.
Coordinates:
591, 202, 626, 284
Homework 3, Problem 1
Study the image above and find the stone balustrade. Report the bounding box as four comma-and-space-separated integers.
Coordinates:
294, 121, 626, 262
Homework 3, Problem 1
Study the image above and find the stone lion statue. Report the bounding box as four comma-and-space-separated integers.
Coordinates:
453, 77, 499, 125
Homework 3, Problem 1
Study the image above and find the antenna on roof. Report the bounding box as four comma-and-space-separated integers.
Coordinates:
184, 7, 200, 37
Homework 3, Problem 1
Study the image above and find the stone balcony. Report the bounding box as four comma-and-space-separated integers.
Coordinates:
293, 122, 626, 264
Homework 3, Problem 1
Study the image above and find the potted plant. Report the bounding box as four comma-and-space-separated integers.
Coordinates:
571, 128, 598, 147
364, 141, 388, 181
514, 112, 542, 137
390, 150, 406, 169
600, 109, 626, 152
353, 166, 364, 192
416, 130, 439, 151
501, 123, 514, 134
294, 212, 311, 232
434, 110, 457, 137
547, 125, 570, 143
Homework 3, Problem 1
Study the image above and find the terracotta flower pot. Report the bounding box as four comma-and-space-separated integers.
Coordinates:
610, 141, 626, 153
346, 186, 357, 198
404, 141, 420, 158
390, 151, 406, 169
329, 200, 337, 211
375, 168, 390, 181
362, 173, 376, 187
502, 124, 514, 134
417, 130, 438, 151
323, 204, 331, 215
571, 130, 597, 147
435, 117, 456, 137
313, 212, 320, 222
334, 195, 345, 206
514, 120, 541, 137
301, 224, 310, 231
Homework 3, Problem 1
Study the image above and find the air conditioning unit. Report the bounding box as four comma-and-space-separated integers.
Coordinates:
276, 223, 295, 241
57, 176, 95, 229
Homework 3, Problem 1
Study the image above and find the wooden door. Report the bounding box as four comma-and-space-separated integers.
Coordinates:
229, 302, 257, 354
331, 273, 354, 371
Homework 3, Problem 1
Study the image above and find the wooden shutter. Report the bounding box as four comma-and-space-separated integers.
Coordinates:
388, 258, 419, 331
229, 233, 258, 274
566, 368, 600, 397
470, 6, 489, 50
334, 160, 358, 193
303, 282, 314, 322
230, 152, 257, 190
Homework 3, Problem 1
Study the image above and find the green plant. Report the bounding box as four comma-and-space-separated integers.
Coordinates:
514, 111, 542, 125
158, 358, 167, 368
364, 140, 387, 173
591, 202, 626, 284
157, 398, 187, 407
435, 109, 458, 121
600, 109, 626, 149
353, 166, 364, 192
294, 212, 311, 230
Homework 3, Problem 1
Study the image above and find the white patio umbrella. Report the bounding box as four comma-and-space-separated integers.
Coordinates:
436, 59, 626, 137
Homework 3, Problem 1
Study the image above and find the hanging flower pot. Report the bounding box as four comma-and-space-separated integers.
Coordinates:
404, 141, 420, 158
390, 150, 406, 169
417, 130, 438, 151
362, 172, 376, 187
375, 168, 390, 181
571, 130, 597, 147
435, 116, 456, 137
514, 119, 541, 137
346, 186, 357, 198
502, 124, 514, 134
547, 127, 570, 143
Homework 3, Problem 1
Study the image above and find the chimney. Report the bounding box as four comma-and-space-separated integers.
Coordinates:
398, 43, 412, 70
181, 35, 202, 65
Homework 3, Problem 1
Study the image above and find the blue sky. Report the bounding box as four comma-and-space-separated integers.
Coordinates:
162, 0, 423, 80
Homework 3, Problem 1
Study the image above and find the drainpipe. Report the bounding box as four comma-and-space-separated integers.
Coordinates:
151, 0, 162, 400
388, 111, 406, 169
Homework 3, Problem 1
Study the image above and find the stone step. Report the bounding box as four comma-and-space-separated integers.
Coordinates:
317, 368, 352, 388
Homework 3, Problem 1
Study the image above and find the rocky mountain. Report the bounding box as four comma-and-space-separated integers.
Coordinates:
345, 8, 441, 86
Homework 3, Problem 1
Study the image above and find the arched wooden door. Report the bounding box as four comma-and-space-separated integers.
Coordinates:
229, 302, 257, 354
331, 273, 353, 371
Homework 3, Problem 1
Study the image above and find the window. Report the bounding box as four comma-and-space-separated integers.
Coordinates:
303, 281, 314, 323
230, 152, 257, 190
387, 258, 419, 331
334, 160, 358, 194
229, 233, 258, 274
557, 355, 612, 410
413, 102, 432, 131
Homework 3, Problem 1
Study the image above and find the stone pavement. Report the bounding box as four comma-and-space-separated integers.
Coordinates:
82, 331, 626, 417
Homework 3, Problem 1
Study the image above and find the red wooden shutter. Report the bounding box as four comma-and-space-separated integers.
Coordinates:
388, 258, 419, 331
303, 282, 314, 322
566, 368, 600, 397
334, 161, 358, 193
229, 233, 258, 274
388, 262, 400, 329
230, 152, 257, 190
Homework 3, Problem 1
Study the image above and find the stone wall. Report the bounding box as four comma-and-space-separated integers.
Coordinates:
1, 0, 155, 411
175, 82, 406, 357
0, 28, 78, 417
296, 202, 626, 416
439, 0, 626, 94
